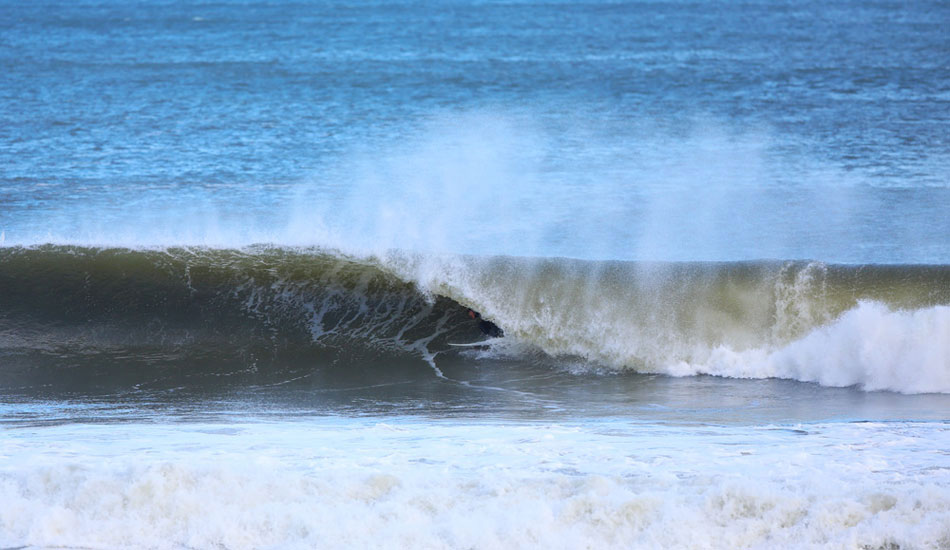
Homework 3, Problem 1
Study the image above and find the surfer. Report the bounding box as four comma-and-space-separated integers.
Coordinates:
467, 309, 504, 338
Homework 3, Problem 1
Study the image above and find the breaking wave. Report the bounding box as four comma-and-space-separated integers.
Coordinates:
1, 245, 948, 393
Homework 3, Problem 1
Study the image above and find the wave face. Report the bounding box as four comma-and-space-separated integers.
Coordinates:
0, 246, 474, 392
1, 246, 948, 393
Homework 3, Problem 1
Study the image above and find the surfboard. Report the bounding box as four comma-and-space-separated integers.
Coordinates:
448, 342, 491, 348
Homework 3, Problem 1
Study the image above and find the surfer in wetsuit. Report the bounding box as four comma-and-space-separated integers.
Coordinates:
467, 309, 504, 338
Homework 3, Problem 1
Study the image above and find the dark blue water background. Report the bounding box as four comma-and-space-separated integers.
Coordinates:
1, 0, 948, 260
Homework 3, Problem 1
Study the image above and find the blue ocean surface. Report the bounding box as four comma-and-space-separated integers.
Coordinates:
1, 1, 949, 548
3, 0, 949, 260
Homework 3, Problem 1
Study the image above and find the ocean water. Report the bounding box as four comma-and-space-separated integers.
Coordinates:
1, 0, 949, 548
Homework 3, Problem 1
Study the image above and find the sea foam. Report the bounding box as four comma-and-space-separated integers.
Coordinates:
393, 253, 950, 394
2, 420, 949, 550
696, 302, 950, 393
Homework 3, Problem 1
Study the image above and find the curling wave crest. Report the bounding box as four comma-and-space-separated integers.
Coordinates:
1, 246, 947, 393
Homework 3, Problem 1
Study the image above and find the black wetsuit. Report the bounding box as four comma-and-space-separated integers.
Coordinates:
468, 309, 504, 338
478, 319, 504, 338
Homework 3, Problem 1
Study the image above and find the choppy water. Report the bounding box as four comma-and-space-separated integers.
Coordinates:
1, 0, 949, 548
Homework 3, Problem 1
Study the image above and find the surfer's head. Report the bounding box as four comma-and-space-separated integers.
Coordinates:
467, 309, 480, 320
